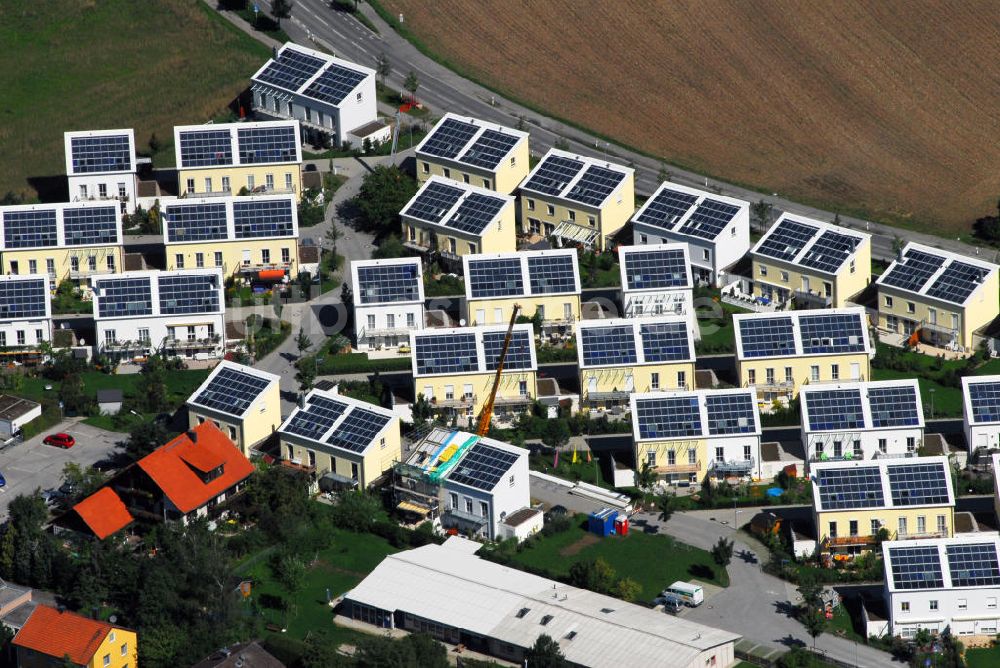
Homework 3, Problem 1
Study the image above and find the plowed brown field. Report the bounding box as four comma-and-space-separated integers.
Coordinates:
381, 0, 1000, 232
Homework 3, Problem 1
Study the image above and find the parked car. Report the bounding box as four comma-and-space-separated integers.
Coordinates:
0, 472, 6, 488
662, 595, 684, 614
43, 433, 75, 449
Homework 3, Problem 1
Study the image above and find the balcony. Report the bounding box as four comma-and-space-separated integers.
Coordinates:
825, 535, 878, 549
431, 394, 476, 409
747, 379, 795, 392
360, 326, 414, 339
237, 261, 292, 276
653, 460, 701, 475
163, 336, 221, 350
804, 375, 865, 387
551, 220, 599, 248
443, 507, 488, 528
794, 289, 833, 308
896, 530, 948, 541
709, 457, 755, 474
187, 188, 233, 199
69, 267, 116, 280
102, 339, 150, 352
493, 394, 533, 407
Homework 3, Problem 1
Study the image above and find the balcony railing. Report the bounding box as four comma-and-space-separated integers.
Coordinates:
825, 535, 878, 548
746, 379, 795, 392
360, 326, 414, 338
431, 395, 476, 408
709, 457, 755, 474
103, 340, 151, 351
653, 460, 701, 474
493, 394, 533, 406
69, 267, 116, 280
237, 261, 292, 275
804, 375, 865, 386
794, 289, 833, 308
163, 336, 221, 350
443, 507, 488, 527
896, 530, 948, 541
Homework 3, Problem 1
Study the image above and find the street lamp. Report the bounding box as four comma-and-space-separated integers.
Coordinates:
929, 388, 936, 419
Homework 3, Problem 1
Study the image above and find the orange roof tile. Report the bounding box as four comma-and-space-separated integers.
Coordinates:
72, 487, 134, 540
13, 605, 113, 664
137, 422, 254, 514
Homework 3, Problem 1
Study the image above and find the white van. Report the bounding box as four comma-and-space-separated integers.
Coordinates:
662, 581, 704, 607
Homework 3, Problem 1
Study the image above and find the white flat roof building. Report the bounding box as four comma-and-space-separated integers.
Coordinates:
343, 542, 740, 668
64, 129, 138, 214
351, 257, 425, 352
962, 375, 1000, 455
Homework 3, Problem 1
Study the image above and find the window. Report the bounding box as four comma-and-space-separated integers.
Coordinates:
386, 314, 395, 329
635, 304, 644, 315
449, 238, 456, 253
104, 329, 116, 346
639, 233, 648, 243
588, 215, 596, 227
266, 174, 275, 190
445, 385, 454, 401
196, 252, 204, 268
687, 449, 696, 465
107, 255, 115, 271
988, 598, 997, 609
647, 451, 656, 467
443, 168, 451, 178
187, 326, 196, 342
651, 372, 660, 390
15, 331, 23, 346
468, 242, 477, 254
677, 370, 686, 389
828, 521, 837, 538
810, 365, 820, 381
103, 654, 111, 667
518, 379, 528, 396
282, 247, 290, 264
849, 259, 856, 274
907, 301, 915, 314
222, 176, 230, 192
483, 179, 491, 189
7, 261, 17, 275
204, 177, 212, 193
285, 172, 293, 191
928, 308, 937, 325
121, 642, 128, 656
34, 329, 42, 342
743, 445, 751, 461
702, 248, 710, 261
247, 174, 255, 190
929, 600, 939, 611
46, 259, 54, 276
747, 368, 756, 384
261, 249, 271, 264
759, 264, 768, 277
138, 328, 150, 344
832, 441, 842, 458
449, 493, 458, 509
28, 259, 36, 274
88, 256, 97, 271
823, 281, 832, 297
853, 440, 861, 457
831, 364, 839, 380
898, 517, 907, 536
367, 314, 376, 330
917, 516, 926, 534
952, 313, 959, 329
214, 251, 223, 268
304, 107, 312, 123
878, 438, 887, 454
228, 426, 237, 441
765, 368, 775, 385
849, 520, 858, 536
937, 515, 947, 533
901, 601, 910, 612
460, 173, 469, 184
80, 184, 88, 199
906, 436, 916, 452
175, 253, 184, 269
98, 183, 108, 198
480, 501, 489, 517
568, 210, 576, 222
465, 499, 473, 514
407, 313, 415, 327
958, 599, 967, 610
667, 451, 676, 466
527, 199, 535, 211
356, 91, 363, 102
870, 519, 881, 534
884, 295, 894, 307
0, 332, 6, 347
207, 324, 215, 339
186, 178, 195, 194
715, 446, 724, 463
780, 271, 789, 282
784, 367, 793, 382
546, 204, 555, 216
420, 162, 430, 174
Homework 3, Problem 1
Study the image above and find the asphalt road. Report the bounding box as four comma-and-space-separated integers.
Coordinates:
0, 419, 125, 519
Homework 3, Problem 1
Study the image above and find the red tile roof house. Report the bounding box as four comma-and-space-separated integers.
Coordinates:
64, 487, 135, 540
12, 604, 136, 667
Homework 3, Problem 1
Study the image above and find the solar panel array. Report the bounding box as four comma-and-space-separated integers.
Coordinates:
482, 330, 533, 371
799, 230, 861, 273
467, 258, 523, 298
635, 187, 698, 230
634, 396, 702, 439
164, 202, 228, 242
755, 219, 818, 262
158, 274, 220, 315
889, 546, 944, 590
816, 466, 884, 509
968, 381, 1000, 423
2, 210, 58, 249
233, 199, 295, 239
326, 407, 391, 453
237, 126, 297, 165
677, 199, 740, 240
405, 181, 465, 223
70, 134, 131, 173
0, 279, 48, 319
706, 393, 757, 435
420, 118, 479, 159
447, 194, 506, 234
623, 248, 689, 290
880, 249, 945, 293
414, 332, 478, 375
256, 48, 326, 91
566, 165, 625, 206
303, 62, 367, 104
799, 314, 866, 354
947, 543, 1000, 587
178, 129, 232, 168
447, 442, 519, 491
522, 155, 585, 196
868, 385, 920, 427
193, 367, 272, 416
886, 463, 950, 506
460, 129, 520, 169
926, 260, 987, 304
737, 316, 795, 358
63, 206, 119, 246
356, 262, 420, 304
580, 325, 637, 367
640, 322, 691, 362
283, 395, 348, 442
805, 390, 865, 431
94, 277, 153, 318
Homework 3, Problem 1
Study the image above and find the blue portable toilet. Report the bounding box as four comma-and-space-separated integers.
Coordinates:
588, 508, 617, 537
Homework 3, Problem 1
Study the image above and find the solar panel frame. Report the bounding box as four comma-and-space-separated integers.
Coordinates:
880, 249, 945, 293
236, 126, 298, 165
889, 545, 944, 590
157, 274, 220, 315
566, 165, 625, 207
69, 134, 132, 174
414, 332, 478, 375
2, 209, 58, 249
164, 202, 229, 243
482, 330, 533, 371
677, 198, 740, 240
580, 325, 638, 367
233, 198, 295, 239
799, 314, 866, 354
446, 442, 519, 491
640, 322, 691, 362
755, 219, 818, 262
522, 155, 585, 196
303, 62, 367, 105
634, 396, 702, 439
868, 385, 921, 428
178, 129, 233, 168
62, 206, 119, 246
816, 466, 884, 510
467, 258, 523, 298
255, 48, 326, 92
419, 118, 479, 159
886, 463, 951, 506
706, 393, 758, 435
459, 129, 520, 169
804, 389, 865, 431
737, 316, 795, 358
94, 277, 153, 318
947, 543, 1000, 588
634, 188, 698, 230
326, 407, 391, 453
969, 381, 1000, 424
527, 254, 577, 295
925, 260, 988, 304
798, 230, 861, 274
283, 395, 348, 442
193, 367, 272, 416
623, 249, 690, 290
404, 182, 465, 224
0, 279, 48, 320
446, 193, 506, 235
356, 263, 421, 304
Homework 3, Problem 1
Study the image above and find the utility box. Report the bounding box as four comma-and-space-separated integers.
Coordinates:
588, 508, 617, 537
614, 515, 629, 536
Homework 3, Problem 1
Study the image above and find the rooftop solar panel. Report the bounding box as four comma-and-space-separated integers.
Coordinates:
405, 182, 465, 223
880, 249, 945, 293
283, 395, 348, 441
816, 466, 884, 510
634, 187, 698, 230
256, 48, 326, 91
868, 385, 920, 428
158, 274, 220, 315
522, 155, 584, 196
467, 258, 523, 298
326, 407, 391, 453
889, 546, 944, 590
799, 314, 866, 354
580, 325, 637, 367
969, 381, 1000, 423
70, 134, 131, 173
640, 322, 691, 362
460, 129, 520, 170
798, 230, 861, 274
303, 62, 367, 104
755, 219, 818, 262
237, 126, 298, 165
623, 249, 689, 290
178, 129, 233, 168
93, 276, 153, 318
634, 396, 702, 439
527, 254, 577, 295
164, 202, 228, 243
357, 263, 420, 304
62, 206, 119, 246
566, 165, 625, 207
677, 198, 740, 240
482, 330, 533, 371
706, 393, 757, 435
193, 367, 271, 416
0, 279, 48, 320
805, 389, 865, 431
737, 316, 795, 358
420, 118, 479, 159
447, 442, 519, 491
886, 463, 950, 506
925, 260, 988, 304
947, 543, 1000, 588
414, 333, 478, 375
233, 198, 295, 239
2, 209, 58, 249
446, 194, 506, 235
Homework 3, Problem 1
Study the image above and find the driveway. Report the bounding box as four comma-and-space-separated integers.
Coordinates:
0, 419, 126, 519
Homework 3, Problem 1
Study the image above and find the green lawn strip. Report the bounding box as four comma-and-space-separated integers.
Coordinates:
19, 369, 209, 411
966, 645, 1000, 668
870, 368, 962, 418
529, 453, 614, 490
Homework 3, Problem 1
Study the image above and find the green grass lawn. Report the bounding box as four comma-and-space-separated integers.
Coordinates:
529, 453, 614, 489
0, 1, 268, 200
827, 604, 865, 643
966, 645, 1000, 668
19, 368, 209, 411
509, 516, 728, 601
870, 368, 963, 418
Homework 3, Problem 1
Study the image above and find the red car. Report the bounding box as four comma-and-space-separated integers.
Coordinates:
43, 433, 75, 449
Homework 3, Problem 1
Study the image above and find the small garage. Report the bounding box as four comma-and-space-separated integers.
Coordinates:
0, 395, 42, 441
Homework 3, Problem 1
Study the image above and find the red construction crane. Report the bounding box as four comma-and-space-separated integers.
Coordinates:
475, 304, 521, 437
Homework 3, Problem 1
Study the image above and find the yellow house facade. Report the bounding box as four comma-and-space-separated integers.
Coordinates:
278, 388, 402, 488
174, 119, 303, 200
576, 316, 695, 410
13, 604, 137, 668
415, 113, 530, 194
734, 308, 874, 406
463, 249, 581, 333
876, 242, 999, 352
519, 148, 634, 252
0, 201, 124, 289
811, 457, 955, 554
750, 213, 871, 308
186, 361, 282, 455
401, 176, 516, 262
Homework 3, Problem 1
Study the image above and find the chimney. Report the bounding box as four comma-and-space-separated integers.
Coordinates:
187, 429, 197, 443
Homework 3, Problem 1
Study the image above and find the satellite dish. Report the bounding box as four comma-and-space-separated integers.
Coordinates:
459, 318, 466, 326
109, 615, 117, 624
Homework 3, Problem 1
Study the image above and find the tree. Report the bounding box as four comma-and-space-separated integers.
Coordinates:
411, 393, 434, 426
301, 631, 341, 668
295, 357, 316, 395
568, 558, 617, 593
656, 492, 676, 524
148, 133, 161, 153
296, 327, 312, 357
60, 463, 105, 502
796, 576, 823, 609
372, 234, 408, 259
553, 137, 570, 151
635, 461, 657, 491
124, 420, 170, 461
658, 162, 671, 183
403, 70, 419, 99
340, 281, 354, 310
271, 0, 292, 26
58, 372, 90, 415
275, 553, 307, 598
541, 419, 570, 451
375, 52, 391, 85
750, 198, 772, 233
352, 166, 418, 237
799, 606, 826, 650
612, 576, 641, 602
329, 491, 381, 531
516, 115, 527, 131
138, 354, 168, 413
710, 536, 734, 567
524, 634, 568, 668
891, 234, 905, 256
325, 220, 342, 258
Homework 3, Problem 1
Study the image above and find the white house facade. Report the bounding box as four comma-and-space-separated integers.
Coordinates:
618, 243, 697, 340
0, 275, 52, 353
962, 375, 1000, 455
64, 129, 138, 214
351, 257, 425, 352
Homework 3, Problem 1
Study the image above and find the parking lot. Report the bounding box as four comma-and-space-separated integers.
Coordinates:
0, 419, 126, 519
